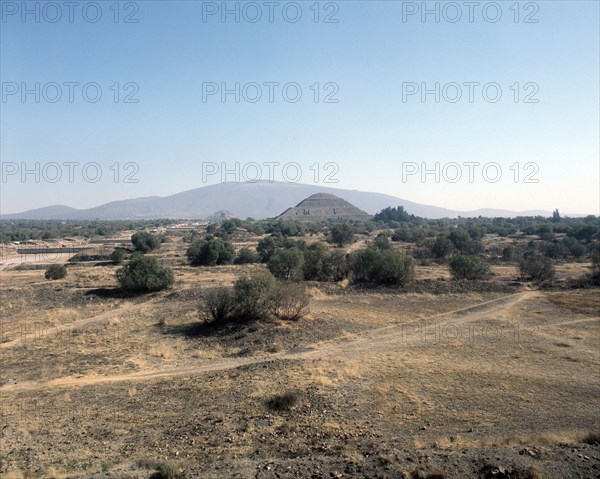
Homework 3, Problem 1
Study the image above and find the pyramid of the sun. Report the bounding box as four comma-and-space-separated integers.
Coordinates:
276, 193, 372, 222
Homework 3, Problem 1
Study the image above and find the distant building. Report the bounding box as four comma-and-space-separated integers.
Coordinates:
276, 193, 372, 222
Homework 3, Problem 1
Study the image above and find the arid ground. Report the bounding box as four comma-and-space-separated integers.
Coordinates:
1, 234, 599, 478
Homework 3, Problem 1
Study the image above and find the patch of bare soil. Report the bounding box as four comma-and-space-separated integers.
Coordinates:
0, 262, 598, 478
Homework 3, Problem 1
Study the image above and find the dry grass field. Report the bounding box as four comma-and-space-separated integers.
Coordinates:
1, 234, 599, 478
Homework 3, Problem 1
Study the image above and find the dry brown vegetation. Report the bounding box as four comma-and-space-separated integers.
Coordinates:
0, 231, 598, 478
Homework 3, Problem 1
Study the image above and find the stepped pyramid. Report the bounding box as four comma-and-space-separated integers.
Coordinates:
276, 193, 372, 222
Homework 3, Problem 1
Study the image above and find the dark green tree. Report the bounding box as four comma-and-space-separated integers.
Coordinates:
131, 232, 160, 253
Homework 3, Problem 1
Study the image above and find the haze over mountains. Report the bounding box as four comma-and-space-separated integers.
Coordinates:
3, 181, 560, 220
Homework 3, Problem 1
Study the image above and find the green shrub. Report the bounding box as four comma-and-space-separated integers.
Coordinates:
501, 245, 515, 261
186, 238, 235, 266
302, 245, 348, 282
116, 254, 174, 293
199, 287, 236, 323
326, 250, 350, 281
519, 253, 555, 281
373, 206, 413, 223
131, 232, 160, 253
234, 248, 258, 264
375, 250, 415, 285
302, 244, 330, 281
110, 248, 127, 265
329, 223, 355, 247
590, 253, 600, 286
271, 282, 310, 321
44, 264, 67, 280
373, 234, 391, 250
449, 255, 491, 280
200, 272, 310, 324
257, 236, 278, 262
233, 270, 277, 320
431, 235, 454, 259
349, 248, 414, 286
447, 228, 473, 253
268, 247, 304, 280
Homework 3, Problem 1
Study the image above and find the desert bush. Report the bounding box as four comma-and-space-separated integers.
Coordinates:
271, 281, 310, 320
302, 244, 330, 281
519, 253, 555, 281
430, 235, 454, 259
349, 248, 414, 286
257, 236, 278, 262
501, 245, 515, 261
373, 234, 391, 250
302, 245, 349, 282
110, 248, 127, 264
131, 232, 160, 253
349, 248, 380, 282
591, 253, 600, 286
268, 247, 304, 280
154, 461, 180, 479
234, 247, 258, 264
329, 223, 355, 247
325, 250, 350, 281
374, 206, 413, 223
186, 238, 235, 266
136, 459, 181, 479
582, 431, 600, 445
233, 270, 277, 320
199, 287, 236, 323
116, 254, 174, 293
376, 250, 415, 285
44, 264, 67, 280
448, 228, 473, 253
266, 391, 299, 411
449, 255, 491, 280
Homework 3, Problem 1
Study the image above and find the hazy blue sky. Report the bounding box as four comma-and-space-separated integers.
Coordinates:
1, 0, 598, 215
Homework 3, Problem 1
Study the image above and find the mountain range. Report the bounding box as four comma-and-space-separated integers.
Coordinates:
2, 181, 559, 220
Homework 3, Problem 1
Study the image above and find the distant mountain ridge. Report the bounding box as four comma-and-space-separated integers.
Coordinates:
2, 181, 561, 220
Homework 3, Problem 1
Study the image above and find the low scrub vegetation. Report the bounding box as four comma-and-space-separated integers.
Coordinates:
116, 254, 174, 293
131, 231, 160, 253
449, 255, 491, 280
266, 391, 299, 411
110, 248, 127, 264
329, 223, 355, 247
302, 244, 348, 281
519, 253, 555, 282
267, 247, 304, 280
44, 264, 67, 280
199, 270, 309, 323
187, 237, 235, 266
234, 247, 258, 264
349, 248, 415, 286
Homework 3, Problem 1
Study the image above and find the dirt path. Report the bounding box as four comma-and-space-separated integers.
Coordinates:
0, 291, 542, 394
